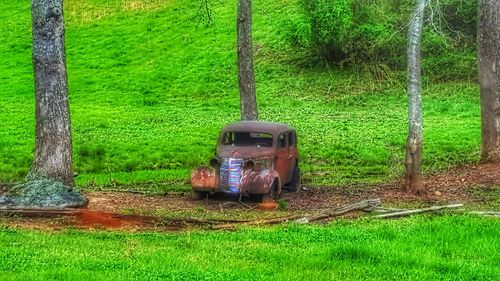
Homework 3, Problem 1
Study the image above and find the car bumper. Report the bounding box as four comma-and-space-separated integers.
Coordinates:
190, 167, 279, 195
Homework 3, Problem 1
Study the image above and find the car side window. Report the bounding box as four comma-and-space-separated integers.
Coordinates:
288, 131, 295, 147
278, 133, 287, 149
222, 132, 234, 145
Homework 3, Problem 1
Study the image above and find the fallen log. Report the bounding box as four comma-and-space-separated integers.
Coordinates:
467, 211, 500, 217
0, 207, 253, 225
161, 217, 252, 224
372, 203, 464, 219
373, 207, 411, 214
0, 207, 83, 218
212, 198, 381, 229
296, 198, 381, 223
447, 210, 500, 218
211, 215, 304, 229
375, 207, 500, 218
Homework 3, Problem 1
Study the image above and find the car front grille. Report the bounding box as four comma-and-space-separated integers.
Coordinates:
220, 157, 243, 193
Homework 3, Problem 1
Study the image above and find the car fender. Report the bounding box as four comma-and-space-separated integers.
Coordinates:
240, 169, 280, 195
190, 166, 219, 191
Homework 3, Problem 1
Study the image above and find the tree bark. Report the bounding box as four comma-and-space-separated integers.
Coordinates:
237, 0, 258, 121
478, 0, 500, 163
29, 0, 75, 187
405, 0, 426, 194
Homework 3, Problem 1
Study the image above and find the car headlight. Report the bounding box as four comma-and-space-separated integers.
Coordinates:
209, 157, 219, 168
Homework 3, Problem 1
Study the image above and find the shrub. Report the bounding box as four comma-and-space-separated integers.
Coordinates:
301, 0, 353, 61
282, 0, 477, 80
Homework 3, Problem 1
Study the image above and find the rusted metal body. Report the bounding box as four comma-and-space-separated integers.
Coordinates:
190, 167, 219, 191
191, 121, 299, 200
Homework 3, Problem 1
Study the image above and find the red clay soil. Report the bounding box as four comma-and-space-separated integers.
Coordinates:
1, 163, 499, 231
75, 210, 145, 229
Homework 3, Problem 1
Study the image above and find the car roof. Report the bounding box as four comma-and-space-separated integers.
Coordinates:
221, 121, 294, 135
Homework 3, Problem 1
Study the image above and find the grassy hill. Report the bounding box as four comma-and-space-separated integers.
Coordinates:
0, 0, 480, 192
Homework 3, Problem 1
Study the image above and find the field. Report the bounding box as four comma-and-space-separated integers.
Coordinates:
1, 215, 499, 280
0, 1, 497, 280
1, 162, 499, 280
0, 0, 480, 192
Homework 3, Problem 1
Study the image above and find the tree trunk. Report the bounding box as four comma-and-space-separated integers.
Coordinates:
478, 0, 500, 163
405, 0, 426, 194
237, 0, 258, 121
29, 0, 74, 187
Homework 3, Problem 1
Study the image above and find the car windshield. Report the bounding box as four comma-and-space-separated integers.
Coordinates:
221, 132, 273, 147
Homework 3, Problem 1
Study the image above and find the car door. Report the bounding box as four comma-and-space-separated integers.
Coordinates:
287, 131, 298, 181
275, 132, 291, 186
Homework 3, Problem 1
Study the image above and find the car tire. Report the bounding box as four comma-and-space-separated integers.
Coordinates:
192, 190, 206, 200
261, 181, 279, 203
288, 167, 301, 192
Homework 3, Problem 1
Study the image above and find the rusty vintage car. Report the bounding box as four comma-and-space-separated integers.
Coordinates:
190, 121, 300, 202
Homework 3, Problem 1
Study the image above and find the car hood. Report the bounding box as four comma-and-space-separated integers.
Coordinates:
217, 145, 275, 160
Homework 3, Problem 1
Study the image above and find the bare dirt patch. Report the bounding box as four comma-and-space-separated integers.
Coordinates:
1, 163, 499, 231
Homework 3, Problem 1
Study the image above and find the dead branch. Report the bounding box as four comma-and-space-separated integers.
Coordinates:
196, 0, 214, 27
0, 207, 83, 218
160, 217, 252, 225
304, 198, 381, 221
211, 215, 304, 230
372, 203, 463, 219
0, 208, 253, 226
294, 198, 381, 223
218, 201, 258, 212
212, 198, 381, 229
447, 210, 500, 218
373, 207, 411, 214
374, 207, 499, 218
466, 211, 500, 217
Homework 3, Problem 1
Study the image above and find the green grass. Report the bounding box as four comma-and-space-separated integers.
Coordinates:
0, 0, 481, 192
0, 215, 498, 280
